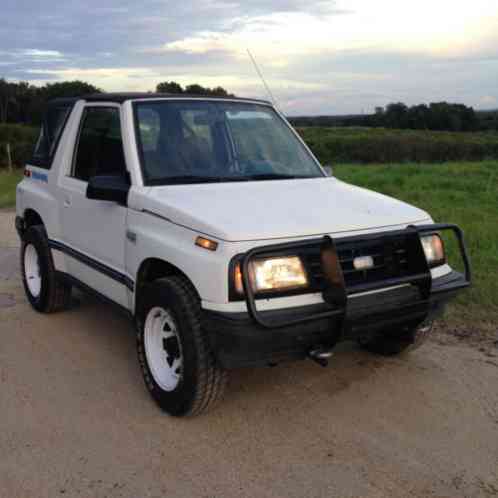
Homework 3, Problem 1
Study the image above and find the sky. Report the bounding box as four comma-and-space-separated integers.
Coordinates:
1, 0, 498, 115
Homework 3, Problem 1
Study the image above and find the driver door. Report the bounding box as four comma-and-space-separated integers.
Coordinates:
58, 105, 130, 308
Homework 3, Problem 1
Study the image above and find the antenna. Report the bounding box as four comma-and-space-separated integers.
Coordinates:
246, 48, 279, 109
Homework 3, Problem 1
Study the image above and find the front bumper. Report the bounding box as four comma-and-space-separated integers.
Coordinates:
204, 224, 471, 368
204, 270, 467, 368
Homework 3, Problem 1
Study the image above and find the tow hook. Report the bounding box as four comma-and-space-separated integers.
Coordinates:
309, 348, 334, 367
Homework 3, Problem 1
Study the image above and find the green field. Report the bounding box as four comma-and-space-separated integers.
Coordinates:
299, 127, 498, 164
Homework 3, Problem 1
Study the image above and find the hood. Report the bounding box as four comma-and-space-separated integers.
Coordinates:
142, 178, 431, 242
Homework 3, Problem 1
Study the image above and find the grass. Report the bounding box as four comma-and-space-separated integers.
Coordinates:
335, 161, 498, 322
0, 170, 23, 209
298, 127, 498, 164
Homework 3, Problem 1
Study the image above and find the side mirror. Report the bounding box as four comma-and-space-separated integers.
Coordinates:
323, 165, 334, 177
86, 175, 130, 206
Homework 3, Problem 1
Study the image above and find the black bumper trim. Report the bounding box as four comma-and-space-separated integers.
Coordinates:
204, 270, 468, 368
48, 239, 135, 291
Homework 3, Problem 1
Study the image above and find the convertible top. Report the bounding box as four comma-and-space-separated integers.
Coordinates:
48, 93, 271, 106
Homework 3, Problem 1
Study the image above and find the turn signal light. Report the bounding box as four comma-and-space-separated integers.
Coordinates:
195, 236, 218, 251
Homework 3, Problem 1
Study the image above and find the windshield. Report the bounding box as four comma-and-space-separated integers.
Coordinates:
133, 100, 324, 185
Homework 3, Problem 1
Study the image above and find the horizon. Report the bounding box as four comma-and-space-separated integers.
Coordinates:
2, 0, 498, 115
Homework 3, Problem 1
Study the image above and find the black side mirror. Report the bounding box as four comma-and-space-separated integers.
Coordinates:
86, 175, 130, 206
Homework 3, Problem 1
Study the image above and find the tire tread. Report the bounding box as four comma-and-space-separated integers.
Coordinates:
138, 275, 227, 416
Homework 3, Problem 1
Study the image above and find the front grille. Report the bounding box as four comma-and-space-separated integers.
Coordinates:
303, 232, 423, 294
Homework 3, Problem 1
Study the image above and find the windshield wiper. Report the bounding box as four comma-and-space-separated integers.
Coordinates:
247, 173, 315, 181
152, 175, 250, 185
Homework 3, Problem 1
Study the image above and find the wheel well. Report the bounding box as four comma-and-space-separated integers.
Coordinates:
135, 258, 198, 307
24, 209, 44, 228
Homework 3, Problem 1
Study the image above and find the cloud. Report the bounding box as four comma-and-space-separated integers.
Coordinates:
154, 11, 355, 62
1, 0, 497, 114
21, 49, 63, 58
479, 96, 498, 108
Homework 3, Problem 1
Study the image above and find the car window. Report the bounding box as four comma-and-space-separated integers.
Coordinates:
225, 108, 313, 174
32, 105, 72, 169
72, 107, 126, 182
136, 107, 160, 152
134, 101, 323, 185
135, 104, 220, 181
32, 126, 49, 165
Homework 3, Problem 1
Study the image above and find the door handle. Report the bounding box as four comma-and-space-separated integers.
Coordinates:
63, 195, 72, 208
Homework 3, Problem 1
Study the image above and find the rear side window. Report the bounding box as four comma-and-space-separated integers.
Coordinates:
72, 107, 127, 182
32, 105, 72, 169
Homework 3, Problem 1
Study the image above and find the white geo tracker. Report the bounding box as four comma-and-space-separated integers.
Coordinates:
16, 93, 471, 416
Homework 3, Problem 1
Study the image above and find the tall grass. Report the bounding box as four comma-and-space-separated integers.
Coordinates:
0, 170, 23, 208
0, 124, 38, 168
299, 127, 498, 164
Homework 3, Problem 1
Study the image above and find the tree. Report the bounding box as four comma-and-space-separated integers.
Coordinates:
185, 83, 234, 97
384, 103, 409, 128
156, 81, 184, 94
155, 81, 235, 97
41, 80, 101, 100
0, 79, 16, 123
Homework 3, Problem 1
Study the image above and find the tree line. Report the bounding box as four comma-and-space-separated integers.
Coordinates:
1, 76, 496, 132
372, 102, 479, 132
0, 78, 234, 125
289, 102, 498, 132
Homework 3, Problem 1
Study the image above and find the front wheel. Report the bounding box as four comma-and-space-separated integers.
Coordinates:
136, 276, 227, 416
358, 321, 434, 356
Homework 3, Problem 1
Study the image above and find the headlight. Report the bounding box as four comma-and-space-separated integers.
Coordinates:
234, 256, 308, 295
420, 234, 445, 267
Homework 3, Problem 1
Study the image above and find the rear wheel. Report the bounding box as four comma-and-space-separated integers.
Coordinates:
136, 275, 227, 416
21, 225, 72, 313
358, 321, 433, 356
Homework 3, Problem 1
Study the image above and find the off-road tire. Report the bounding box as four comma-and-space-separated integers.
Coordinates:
20, 225, 72, 313
358, 321, 434, 356
136, 275, 228, 416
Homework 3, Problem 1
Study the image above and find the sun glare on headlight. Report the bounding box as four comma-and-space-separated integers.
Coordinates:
420, 234, 445, 267
250, 256, 308, 292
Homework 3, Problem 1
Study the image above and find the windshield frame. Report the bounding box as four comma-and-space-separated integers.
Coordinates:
131, 98, 326, 186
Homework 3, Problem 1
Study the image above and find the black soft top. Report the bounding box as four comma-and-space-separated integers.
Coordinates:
48, 93, 271, 106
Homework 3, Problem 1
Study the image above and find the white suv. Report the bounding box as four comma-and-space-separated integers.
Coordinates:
16, 93, 471, 416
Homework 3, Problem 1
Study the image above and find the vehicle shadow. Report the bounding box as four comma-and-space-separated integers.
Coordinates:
53, 287, 436, 424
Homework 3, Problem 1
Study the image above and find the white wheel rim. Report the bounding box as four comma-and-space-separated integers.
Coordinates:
24, 244, 42, 298
144, 306, 183, 392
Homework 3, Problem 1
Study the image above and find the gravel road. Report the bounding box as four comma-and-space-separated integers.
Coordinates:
1, 210, 497, 498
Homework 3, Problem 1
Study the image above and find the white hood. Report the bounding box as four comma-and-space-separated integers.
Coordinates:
141, 177, 431, 242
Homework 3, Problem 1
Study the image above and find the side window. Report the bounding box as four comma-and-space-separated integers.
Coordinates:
47, 106, 71, 156
32, 126, 49, 165
72, 107, 126, 182
32, 105, 72, 169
